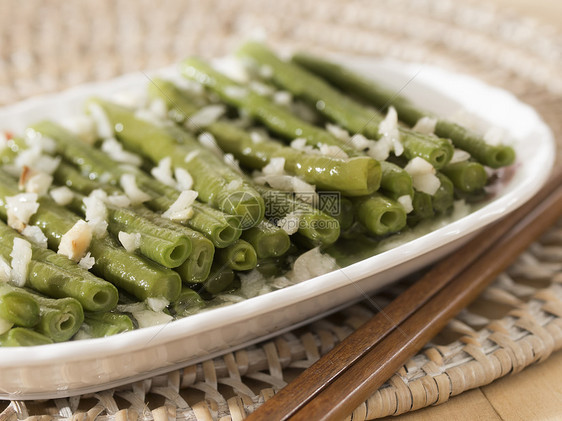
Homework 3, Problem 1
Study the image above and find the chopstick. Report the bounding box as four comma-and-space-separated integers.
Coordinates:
247, 168, 562, 421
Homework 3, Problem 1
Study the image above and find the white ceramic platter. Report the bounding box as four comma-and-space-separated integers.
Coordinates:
0, 56, 555, 399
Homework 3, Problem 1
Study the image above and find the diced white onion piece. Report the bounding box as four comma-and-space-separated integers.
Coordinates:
87, 102, 114, 139
6, 193, 39, 232
224, 86, 248, 99
59, 115, 97, 145
0, 256, 11, 283
197, 132, 223, 157
25, 172, 53, 196
212, 56, 250, 83
367, 140, 391, 161
326, 124, 351, 142
0, 319, 13, 335
50, 186, 74, 206
412, 117, 438, 134
273, 91, 292, 106
78, 252, 95, 270
226, 179, 243, 191
14, 148, 60, 174
10, 237, 32, 287
397, 195, 414, 214
262, 157, 286, 176
151, 157, 176, 187
187, 105, 226, 130
378, 106, 402, 156
290, 138, 309, 151
350, 133, 372, 151
184, 150, 201, 163
162, 190, 198, 222
106, 194, 131, 208
120, 174, 152, 205
319, 144, 348, 159
149, 98, 169, 120
22, 225, 48, 248
289, 247, 338, 283
249, 81, 274, 96
101, 137, 143, 166
57, 220, 92, 262
223, 153, 243, 173
450, 148, 471, 164
276, 212, 300, 235
118, 231, 142, 253
111, 89, 147, 109
134, 108, 165, 127
23, 129, 57, 154
132, 309, 173, 329
239, 269, 270, 298
483, 126, 505, 146
83, 191, 108, 238
259, 64, 273, 79
174, 167, 193, 191
250, 131, 264, 143
404, 157, 441, 195
146, 297, 170, 313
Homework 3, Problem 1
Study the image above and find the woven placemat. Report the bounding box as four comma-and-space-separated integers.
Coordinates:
1, 0, 561, 420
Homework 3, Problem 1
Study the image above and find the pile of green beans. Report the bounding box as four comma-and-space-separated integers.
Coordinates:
0, 43, 516, 346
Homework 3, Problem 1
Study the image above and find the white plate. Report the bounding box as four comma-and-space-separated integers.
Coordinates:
0, 56, 555, 399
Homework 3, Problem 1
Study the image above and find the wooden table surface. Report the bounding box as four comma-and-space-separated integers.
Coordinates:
385, 1, 562, 419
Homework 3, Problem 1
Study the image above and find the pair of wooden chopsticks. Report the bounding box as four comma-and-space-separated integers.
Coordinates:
247, 168, 562, 421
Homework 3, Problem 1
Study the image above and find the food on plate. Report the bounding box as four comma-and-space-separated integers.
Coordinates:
0, 43, 515, 345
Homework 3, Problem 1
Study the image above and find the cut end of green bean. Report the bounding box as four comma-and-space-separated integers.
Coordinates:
354, 194, 407, 237
0, 287, 41, 328
175, 236, 215, 284
486, 146, 516, 169
442, 161, 488, 193
0, 328, 54, 347
216, 239, 258, 271
297, 212, 341, 247
221, 191, 265, 229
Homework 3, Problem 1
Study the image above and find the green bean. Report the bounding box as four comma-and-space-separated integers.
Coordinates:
66, 192, 191, 269
433, 172, 455, 214
0, 327, 53, 347
0, 169, 182, 302
407, 191, 434, 226
15, 289, 84, 342
215, 239, 258, 271
317, 194, 354, 231
352, 194, 407, 236
150, 79, 381, 196
33, 122, 245, 247
237, 42, 454, 169
133, 206, 215, 284
82, 312, 135, 337
180, 57, 359, 157
83, 100, 265, 229
0, 221, 118, 312
441, 161, 488, 193
171, 287, 206, 317
292, 52, 515, 168
380, 161, 414, 201
241, 220, 291, 259
0, 283, 40, 328
254, 184, 340, 247
198, 264, 236, 297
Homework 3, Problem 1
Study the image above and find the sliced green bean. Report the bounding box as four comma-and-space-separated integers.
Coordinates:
172, 287, 206, 316
407, 191, 434, 226
82, 312, 135, 337
441, 161, 488, 193
292, 52, 515, 168
0, 283, 40, 328
0, 327, 53, 347
83, 100, 265, 229
352, 194, 407, 236
237, 42, 454, 169
215, 239, 258, 271
241, 220, 291, 259
433, 172, 455, 214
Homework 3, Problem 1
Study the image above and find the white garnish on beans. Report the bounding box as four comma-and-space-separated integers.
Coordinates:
162, 190, 198, 222
404, 157, 441, 195
151, 157, 176, 187
6, 192, 39, 232
118, 231, 142, 253
10, 237, 32, 287
101, 137, 143, 166
22, 225, 48, 248
120, 174, 152, 205
57, 220, 92, 262
49, 186, 74, 206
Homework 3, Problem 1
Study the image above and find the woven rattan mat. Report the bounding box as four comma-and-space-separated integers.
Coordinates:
1, 0, 562, 419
